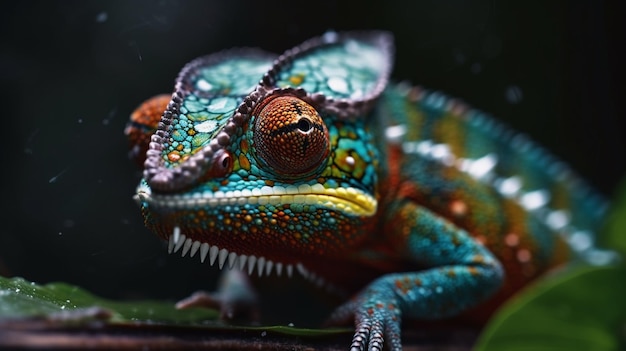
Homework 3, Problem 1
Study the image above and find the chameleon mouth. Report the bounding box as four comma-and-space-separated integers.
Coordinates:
167, 225, 295, 277
166, 225, 344, 295
136, 183, 377, 217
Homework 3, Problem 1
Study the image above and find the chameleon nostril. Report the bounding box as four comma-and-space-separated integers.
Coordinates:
221, 155, 231, 168
204, 149, 233, 179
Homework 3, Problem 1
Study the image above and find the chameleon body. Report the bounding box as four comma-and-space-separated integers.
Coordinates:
127, 31, 612, 350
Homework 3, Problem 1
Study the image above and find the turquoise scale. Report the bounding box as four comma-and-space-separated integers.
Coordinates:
161, 57, 274, 168
274, 39, 387, 99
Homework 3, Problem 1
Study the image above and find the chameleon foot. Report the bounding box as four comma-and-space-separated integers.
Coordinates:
176, 269, 260, 323
326, 287, 402, 351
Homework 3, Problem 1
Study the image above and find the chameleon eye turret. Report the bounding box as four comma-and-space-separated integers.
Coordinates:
252, 96, 329, 177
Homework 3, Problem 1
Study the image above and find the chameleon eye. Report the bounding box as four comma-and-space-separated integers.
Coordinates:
253, 96, 330, 176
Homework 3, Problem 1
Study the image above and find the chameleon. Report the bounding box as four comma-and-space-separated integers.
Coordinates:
125, 31, 615, 350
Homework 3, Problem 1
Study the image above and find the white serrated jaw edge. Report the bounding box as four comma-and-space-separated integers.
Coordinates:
167, 225, 297, 278
168, 226, 348, 296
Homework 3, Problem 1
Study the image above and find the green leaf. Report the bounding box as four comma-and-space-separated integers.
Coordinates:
475, 265, 626, 351
0, 275, 351, 337
0, 276, 218, 323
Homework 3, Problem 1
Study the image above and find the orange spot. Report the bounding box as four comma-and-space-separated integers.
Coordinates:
505, 233, 520, 247
475, 235, 488, 245
167, 151, 181, 162
450, 200, 468, 216
238, 153, 251, 170
517, 249, 532, 263
240, 139, 249, 153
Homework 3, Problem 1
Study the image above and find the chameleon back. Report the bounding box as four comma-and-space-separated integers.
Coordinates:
375, 83, 614, 320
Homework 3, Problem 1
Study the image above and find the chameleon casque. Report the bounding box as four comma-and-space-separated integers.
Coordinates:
126, 31, 614, 350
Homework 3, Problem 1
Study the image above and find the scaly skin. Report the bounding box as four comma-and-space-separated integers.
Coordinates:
126, 31, 613, 350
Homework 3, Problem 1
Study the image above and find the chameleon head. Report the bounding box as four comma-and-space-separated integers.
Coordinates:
133, 92, 380, 275
131, 31, 392, 277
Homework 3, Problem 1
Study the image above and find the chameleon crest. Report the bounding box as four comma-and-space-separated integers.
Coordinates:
128, 31, 615, 351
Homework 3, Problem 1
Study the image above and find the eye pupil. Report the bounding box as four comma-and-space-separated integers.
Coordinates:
296, 118, 312, 133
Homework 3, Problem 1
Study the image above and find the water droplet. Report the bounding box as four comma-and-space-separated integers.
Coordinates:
505, 85, 523, 104
569, 231, 593, 252
95, 12, 108, 23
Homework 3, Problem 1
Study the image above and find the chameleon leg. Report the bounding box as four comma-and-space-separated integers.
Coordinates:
327, 201, 504, 351
176, 269, 260, 323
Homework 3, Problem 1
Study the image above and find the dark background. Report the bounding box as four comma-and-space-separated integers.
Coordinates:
1, 0, 624, 325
